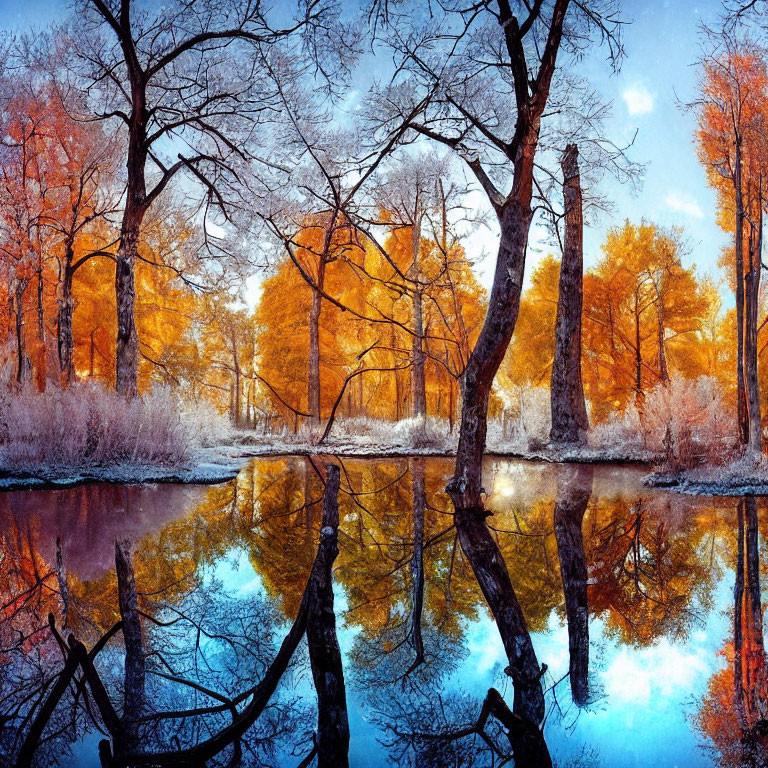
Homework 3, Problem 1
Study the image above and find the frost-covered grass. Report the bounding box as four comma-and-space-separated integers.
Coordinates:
240, 415, 459, 455
0, 382, 235, 484
237, 411, 651, 463
644, 453, 768, 496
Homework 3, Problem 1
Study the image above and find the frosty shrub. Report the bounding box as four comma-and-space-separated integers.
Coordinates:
639, 375, 735, 470
588, 405, 645, 457
291, 415, 456, 451
494, 386, 551, 451
0, 381, 231, 472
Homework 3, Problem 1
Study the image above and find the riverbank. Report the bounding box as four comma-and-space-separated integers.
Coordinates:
0, 431, 654, 492
644, 455, 768, 496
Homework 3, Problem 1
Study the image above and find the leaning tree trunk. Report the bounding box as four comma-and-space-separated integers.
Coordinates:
553, 464, 593, 706
444, 0, 570, 730
447, 198, 546, 726
550, 143, 589, 445
57, 246, 75, 385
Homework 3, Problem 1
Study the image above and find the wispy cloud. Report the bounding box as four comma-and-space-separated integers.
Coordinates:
622, 85, 654, 116
665, 191, 704, 219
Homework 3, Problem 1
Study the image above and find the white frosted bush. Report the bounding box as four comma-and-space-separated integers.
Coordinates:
292, 415, 455, 450
589, 406, 644, 455
639, 375, 735, 470
0, 381, 232, 473
497, 386, 551, 450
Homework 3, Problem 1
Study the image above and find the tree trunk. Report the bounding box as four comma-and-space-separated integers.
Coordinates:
633, 287, 643, 400
553, 464, 593, 706
656, 290, 669, 383
14, 279, 28, 386
115, 538, 145, 745
58, 248, 75, 385
745, 193, 762, 454
410, 220, 427, 420
735, 137, 748, 445
232, 331, 241, 427
409, 458, 426, 668
36, 265, 46, 389
447, 199, 546, 726
444, 0, 569, 729
550, 144, 589, 445
55, 536, 70, 629
306, 464, 350, 768
115, 216, 141, 397
411, 289, 427, 418
308, 250, 329, 426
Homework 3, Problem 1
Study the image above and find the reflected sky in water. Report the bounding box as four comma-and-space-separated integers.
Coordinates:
0, 458, 758, 767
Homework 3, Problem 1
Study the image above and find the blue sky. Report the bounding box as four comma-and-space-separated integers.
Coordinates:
0, 0, 735, 294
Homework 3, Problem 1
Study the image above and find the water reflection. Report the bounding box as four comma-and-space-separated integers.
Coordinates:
0, 456, 760, 766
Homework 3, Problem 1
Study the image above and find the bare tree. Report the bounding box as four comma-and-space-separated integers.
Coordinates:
367, 0, 625, 727
66, 0, 350, 395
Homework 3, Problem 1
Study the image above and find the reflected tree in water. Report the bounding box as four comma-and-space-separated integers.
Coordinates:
699, 498, 768, 768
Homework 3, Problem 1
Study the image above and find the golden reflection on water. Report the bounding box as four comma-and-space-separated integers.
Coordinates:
0, 457, 763, 767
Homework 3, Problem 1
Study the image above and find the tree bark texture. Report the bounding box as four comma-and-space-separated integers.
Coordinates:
306, 464, 350, 768
410, 458, 426, 667
550, 143, 589, 445
735, 138, 748, 444
745, 196, 762, 454
114, 538, 145, 744
553, 464, 593, 706
58, 251, 75, 384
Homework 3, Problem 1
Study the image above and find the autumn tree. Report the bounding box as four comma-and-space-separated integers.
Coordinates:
582, 221, 710, 419
695, 32, 768, 452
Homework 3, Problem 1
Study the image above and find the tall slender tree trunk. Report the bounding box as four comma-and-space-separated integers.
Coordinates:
656, 300, 669, 383
410, 219, 427, 420
745, 189, 762, 454
36, 264, 46, 390
231, 331, 241, 427
14, 280, 28, 386
57, 245, 75, 385
115, 212, 141, 397
735, 137, 749, 444
553, 464, 593, 706
115, 88, 150, 397
114, 538, 145, 746
306, 465, 350, 768
633, 287, 643, 400
550, 144, 589, 445
409, 458, 426, 669
308, 257, 327, 425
